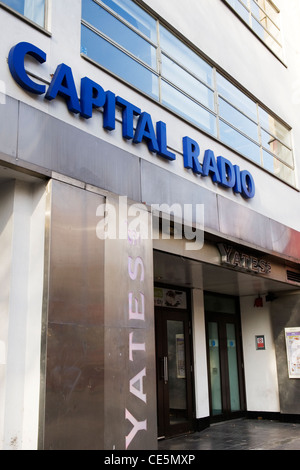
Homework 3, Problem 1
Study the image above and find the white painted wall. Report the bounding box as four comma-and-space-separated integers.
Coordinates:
0, 181, 14, 449
192, 290, 281, 418
192, 288, 210, 419
0, 179, 47, 450
240, 296, 280, 413
0, 0, 300, 231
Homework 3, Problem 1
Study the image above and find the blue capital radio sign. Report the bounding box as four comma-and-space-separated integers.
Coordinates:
8, 42, 255, 199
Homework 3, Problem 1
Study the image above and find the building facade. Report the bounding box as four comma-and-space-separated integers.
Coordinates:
0, 0, 300, 450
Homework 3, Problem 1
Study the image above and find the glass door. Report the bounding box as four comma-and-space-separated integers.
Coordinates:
155, 308, 194, 438
226, 323, 241, 413
208, 321, 222, 416
205, 295, 245, 422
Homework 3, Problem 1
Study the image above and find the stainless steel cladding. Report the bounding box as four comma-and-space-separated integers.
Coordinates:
42, 182, 157, 450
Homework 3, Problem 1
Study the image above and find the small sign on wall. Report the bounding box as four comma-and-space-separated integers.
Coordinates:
256, 335, 266, 350
285, 328, 300, 379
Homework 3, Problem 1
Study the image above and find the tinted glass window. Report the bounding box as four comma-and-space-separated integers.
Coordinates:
2, 0, 45, 26
81, 0, 294, 186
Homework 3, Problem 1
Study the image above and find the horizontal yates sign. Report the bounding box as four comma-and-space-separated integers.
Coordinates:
8, 42, 255, 199
218, 243, 271, 275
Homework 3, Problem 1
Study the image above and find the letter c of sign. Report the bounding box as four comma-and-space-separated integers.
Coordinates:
8, 42, 46, 95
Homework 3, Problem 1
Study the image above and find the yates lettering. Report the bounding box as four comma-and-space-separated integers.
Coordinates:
125, 216, 148, 449
218, 243, 271, 275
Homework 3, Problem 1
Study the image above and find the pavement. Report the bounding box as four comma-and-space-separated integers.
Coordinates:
158, 418, 300, 450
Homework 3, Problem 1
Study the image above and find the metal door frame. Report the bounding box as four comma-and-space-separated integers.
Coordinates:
205, 293, 246, 424
155, 286, 195, 439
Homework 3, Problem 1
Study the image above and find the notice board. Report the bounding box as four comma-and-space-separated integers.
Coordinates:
285, 328, 300, 379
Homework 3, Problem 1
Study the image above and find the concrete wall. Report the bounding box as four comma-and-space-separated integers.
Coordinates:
192, 288, 210, 420
271, 293, 300, 416
0, 179, 47, 450
240, 296, 280, 413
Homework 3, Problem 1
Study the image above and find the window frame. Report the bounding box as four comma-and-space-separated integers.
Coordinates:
223, 0, 284, 63
81, 0, 296, 189
0, 0, 50, 33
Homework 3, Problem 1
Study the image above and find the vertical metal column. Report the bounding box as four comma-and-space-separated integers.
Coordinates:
103, 196, 157, 450
42, 184, 157, 449
42, 180, 105, 450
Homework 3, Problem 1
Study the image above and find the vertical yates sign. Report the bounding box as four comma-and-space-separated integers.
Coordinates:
103, 198, 156, 450
8, 42, 255, 199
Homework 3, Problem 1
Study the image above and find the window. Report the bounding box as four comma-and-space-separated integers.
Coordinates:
81, 0, 295, 187
1, 0, 46, 27
216, 73, 295, 185
81, 0, 159, 100
224, 0, 283, 60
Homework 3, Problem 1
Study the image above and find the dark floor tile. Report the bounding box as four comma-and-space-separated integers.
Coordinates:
158, 419, 300, 451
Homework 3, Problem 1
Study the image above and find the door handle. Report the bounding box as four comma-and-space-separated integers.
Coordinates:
163, 356, 168, 384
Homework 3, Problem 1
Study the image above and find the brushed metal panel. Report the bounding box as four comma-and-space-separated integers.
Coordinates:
104, 197, 157, 450
48, 181, 105, 326
0, 95, 18, 158
43, 180, 105, 450
15, 100, 300, 263
140, 160, 220, 233
18, 102, 141, 201
270, 219, 300, 261
45, 323, 104, 450
219, 196, 300, 261
153, 249, 297, 296
44, 184, 157, 450
104, 326, 157, 450
218, 195, 273, 251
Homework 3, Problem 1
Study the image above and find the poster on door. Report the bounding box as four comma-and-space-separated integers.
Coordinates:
176, 334, 186, 379
154, 287, 187, 309
285, 328, 300, 379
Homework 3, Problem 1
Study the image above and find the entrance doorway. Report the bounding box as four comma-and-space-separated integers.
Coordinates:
155, 287, 194, 438
205, 293, 246, 422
